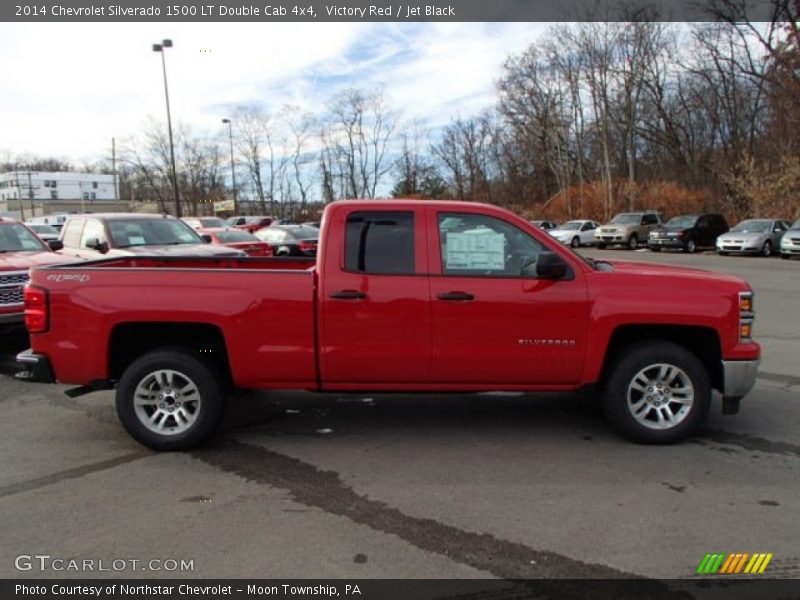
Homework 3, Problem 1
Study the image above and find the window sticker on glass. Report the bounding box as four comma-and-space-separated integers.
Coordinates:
445, 229, 505, 270
128, 236, 146, 246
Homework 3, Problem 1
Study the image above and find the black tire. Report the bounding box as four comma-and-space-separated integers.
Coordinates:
597, 243, 606, 249
571, 236, 580, 249
628, 234, 638, 250
649, 246, 661, 252
603, 341, 711, 444
683, 238, 696, 253
780, 254, 790, 260
718, 251, 728, 256
761, 241, 772, 257
116, 348, 227, 451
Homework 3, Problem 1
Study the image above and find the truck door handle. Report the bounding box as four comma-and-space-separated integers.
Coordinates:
330, 290, 367, 300
437, 291, 475, 301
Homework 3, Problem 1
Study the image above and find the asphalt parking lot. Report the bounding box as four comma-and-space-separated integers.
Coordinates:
0, 249, 798, 583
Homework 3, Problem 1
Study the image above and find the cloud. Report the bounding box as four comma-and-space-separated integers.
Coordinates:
0, 22, 546, 164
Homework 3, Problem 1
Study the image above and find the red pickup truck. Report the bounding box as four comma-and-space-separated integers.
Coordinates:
0, 217, 68, 331
18, 200, 760, 450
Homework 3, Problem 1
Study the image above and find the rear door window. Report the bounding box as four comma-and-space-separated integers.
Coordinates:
345, 212, 415, 275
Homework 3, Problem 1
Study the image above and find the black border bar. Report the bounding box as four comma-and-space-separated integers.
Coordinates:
3, 0, 793, 22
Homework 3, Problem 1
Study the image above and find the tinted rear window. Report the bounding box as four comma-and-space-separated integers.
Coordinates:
345, 212, 414, 274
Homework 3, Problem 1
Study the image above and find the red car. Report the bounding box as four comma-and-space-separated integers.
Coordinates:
225, 216, 275, 234
20, 200, 759, 450
0, 217, 70, 330
197, 227, 273, 257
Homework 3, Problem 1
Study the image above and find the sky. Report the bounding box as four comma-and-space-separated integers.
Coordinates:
0, 22, 548, 167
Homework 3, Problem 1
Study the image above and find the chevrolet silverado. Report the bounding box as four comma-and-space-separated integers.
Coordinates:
18, 200, 760, 450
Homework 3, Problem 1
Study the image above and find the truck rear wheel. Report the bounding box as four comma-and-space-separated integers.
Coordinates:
116, 348, 227, 451
603, 341, 710, 444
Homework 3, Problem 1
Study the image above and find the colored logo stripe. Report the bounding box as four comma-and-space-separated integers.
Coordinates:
745, 553, 773, 574
697, 553, 726, 574
697, 553, 773, 575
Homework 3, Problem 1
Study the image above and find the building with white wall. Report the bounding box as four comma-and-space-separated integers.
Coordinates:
0, 171, 128, 218
0, 171, 116, 202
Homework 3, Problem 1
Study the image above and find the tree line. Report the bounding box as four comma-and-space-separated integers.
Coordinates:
3, 0, 798, 222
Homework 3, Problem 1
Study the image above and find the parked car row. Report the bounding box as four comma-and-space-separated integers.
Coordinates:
531, 213, 800, 258
1, 212, 323, 330
181, 215, 321, 256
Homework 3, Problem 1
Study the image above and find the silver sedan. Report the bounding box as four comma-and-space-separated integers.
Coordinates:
716, 219, 791, 257
548, 220, 600, 248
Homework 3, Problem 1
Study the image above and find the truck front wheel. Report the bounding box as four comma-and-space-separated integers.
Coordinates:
116, 348, 227, 451
603, 341, 710, 444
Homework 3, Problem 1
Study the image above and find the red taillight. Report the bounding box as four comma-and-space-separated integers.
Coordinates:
299, 241, 317, 253
244, 244, 272, 256
24, 286, 49, 333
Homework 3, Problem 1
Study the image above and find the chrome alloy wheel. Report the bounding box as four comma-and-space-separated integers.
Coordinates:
133, 369, 202, 435
626, 363, 694, 430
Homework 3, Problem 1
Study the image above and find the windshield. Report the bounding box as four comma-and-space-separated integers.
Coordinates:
665, 215, 698, 228
0, 223, 48, 252
730, 220, 771, 234
108, 219, 203, 247
216, 230, 257, 243
558, 222, 583, 231
200, 217, 225, 228
29, 224, 59, 235
791, 219, 800, 230
610, 214, 640, 225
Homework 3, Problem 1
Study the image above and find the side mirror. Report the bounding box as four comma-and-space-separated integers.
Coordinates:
535, 252, 568, 280
86, 238, 109, 254
48, 239, 64, 251
201, 234, 213, 243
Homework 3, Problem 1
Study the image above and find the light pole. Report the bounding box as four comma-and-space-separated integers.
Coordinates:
152, 39, 181, 217
221, 118, 238, 215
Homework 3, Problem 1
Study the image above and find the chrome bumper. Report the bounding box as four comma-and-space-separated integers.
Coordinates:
722, 359, 759, 400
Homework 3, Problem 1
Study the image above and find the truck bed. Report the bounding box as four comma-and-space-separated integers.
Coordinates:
28, 256, 319, 389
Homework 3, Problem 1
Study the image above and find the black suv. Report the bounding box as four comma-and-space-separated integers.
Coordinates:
648, 213, 729, 253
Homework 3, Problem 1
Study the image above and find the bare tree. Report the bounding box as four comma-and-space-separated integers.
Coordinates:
325, 87, 398, 198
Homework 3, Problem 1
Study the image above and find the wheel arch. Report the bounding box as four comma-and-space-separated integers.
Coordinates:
598, 324, 723, 393
108, 322, 232, 387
